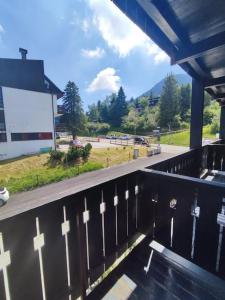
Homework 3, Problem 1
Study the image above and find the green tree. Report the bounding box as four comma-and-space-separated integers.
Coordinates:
62, 81, 86, 139
159, 74, 179, 130
87, 122, 110, 135
142, 106, 159, 131
203, 101, 220, 125
87, 103, 100, 122
122, 107, 139, 133
98, 96, 111, 123
204, 92, 212, 107
139, 97, 149, 110
179, 84, 191, 121
109, 87, 128, 127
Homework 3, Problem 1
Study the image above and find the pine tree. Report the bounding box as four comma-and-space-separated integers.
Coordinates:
109, 87, 128, 127
62, 81, 86, 139
159, 74, 179, 129
179, 84, 191, 121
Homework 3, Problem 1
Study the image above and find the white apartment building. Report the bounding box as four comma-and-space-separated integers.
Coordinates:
0, 48, 63, 160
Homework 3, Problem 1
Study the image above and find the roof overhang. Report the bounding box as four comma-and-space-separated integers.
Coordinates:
112, 0, 225, 104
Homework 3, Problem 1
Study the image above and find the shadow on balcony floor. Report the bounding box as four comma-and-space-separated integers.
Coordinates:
88, 239, 225, 300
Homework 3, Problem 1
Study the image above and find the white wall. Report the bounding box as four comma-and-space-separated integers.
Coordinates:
0, 87, 57, 160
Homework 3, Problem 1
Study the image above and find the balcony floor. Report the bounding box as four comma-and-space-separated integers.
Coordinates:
88, 239, 225, 300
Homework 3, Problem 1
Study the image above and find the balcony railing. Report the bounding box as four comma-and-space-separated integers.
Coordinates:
140, 168, 225, 278
0, 143, 224, 299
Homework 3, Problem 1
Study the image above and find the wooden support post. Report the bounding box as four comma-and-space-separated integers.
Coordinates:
220, 105, 225, 141
190, 78, 204, 149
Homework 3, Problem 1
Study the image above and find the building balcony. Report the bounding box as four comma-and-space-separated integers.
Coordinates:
0, 142, 225, 299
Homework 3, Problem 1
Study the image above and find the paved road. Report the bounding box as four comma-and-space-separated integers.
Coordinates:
0, 147, 187, 221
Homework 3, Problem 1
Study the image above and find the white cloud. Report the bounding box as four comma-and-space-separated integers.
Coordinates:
146, 44, 169, 64
88, 0, 149, 57
87, 67, 120, 92
69, 12, 90, 32
81, 47, 105, 58
0, 24, 5, 41
87, 0, 168, 63
82, 18, 90, 33
0, 24, 4, 33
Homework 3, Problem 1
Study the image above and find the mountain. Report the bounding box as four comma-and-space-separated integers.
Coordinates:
139, 74, 191, 98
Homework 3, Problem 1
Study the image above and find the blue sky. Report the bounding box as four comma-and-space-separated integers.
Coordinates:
0, 0, 186, 109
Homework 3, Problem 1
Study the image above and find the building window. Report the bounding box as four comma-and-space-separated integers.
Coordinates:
0, 133, 7, 142
0, 87, 3, 109
11, 132, 53, 141
0, 110, 6, 131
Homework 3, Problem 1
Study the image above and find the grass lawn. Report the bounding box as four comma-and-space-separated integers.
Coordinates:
0, 145, 147, 194
90, 146, 147, 167
160, 126, 217, 146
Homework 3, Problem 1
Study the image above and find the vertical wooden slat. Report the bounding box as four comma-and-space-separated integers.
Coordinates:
117, 176, 127, 247
104, 180, 117, 268
139, 172, 155, 237
172, 183, 194, 259
38, 202, 68, 300
0, 212, 43, 300
85, 187, 103, 284
155, 184, 172, 248
193, 187, 221, 273
66, 194, 83, 299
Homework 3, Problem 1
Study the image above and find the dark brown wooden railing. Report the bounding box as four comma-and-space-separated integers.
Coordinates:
0, 172, 145, 300
140, 169, 225, 279
148, 148, 203, 177
207, 144, 225, 172
0, 144, 225, 300
149, 143, 225, 177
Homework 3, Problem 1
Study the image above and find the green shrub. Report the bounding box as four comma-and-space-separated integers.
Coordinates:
180, 122, 189, 129
87, 122, 110, 135
171, 114, 182, 129
210, 120, 220, 134
48, 150, 64, 164
82, 143, 92, 162
64, 147, 82, 164
85, 143, 92, 152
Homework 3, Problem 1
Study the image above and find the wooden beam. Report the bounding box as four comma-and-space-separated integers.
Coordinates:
150, 0, 209, 79
151, 0, 189, 44
203, 77, 225, 88
112, 0, 176, 59
172, 31, 225, 65
213, 93, 225, 100
190, 79, 204, 149
188, 60, 209, 78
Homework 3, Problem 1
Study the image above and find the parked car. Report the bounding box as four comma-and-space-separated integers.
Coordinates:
0, 187, 9, 207
134, 136, 149, 146
69, 139, 83, 148
106, 135, 117, 140
121, 135, 130, 140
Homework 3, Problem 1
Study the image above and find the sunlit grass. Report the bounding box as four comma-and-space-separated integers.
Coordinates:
160, 125, 216, 146
0, 145, 148, 194
89, 145, 147, 167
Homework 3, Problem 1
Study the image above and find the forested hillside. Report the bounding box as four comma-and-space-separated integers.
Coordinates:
87, 73, 220, 136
